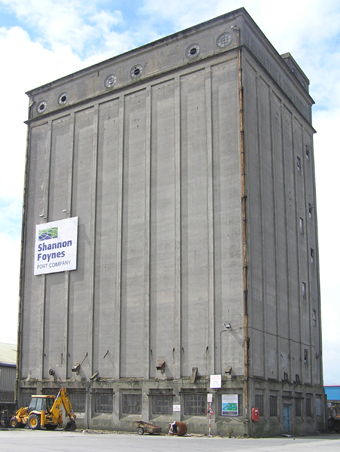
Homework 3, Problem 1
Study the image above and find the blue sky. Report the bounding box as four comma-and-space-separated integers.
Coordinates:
0, 0, 339, 385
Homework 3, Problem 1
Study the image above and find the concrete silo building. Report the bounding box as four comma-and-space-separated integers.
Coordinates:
18, 8, 324, 436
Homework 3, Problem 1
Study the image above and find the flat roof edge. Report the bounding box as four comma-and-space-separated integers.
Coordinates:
26, 7, 248, 96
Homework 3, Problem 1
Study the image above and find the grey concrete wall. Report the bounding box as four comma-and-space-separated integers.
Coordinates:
243, 51, 322, 386
20, 51, 243, 382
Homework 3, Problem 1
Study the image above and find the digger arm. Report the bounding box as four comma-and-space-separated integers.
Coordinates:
49, 388, 76, 426
60, 388, 76, 421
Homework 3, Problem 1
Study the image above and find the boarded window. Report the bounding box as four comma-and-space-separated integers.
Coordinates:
295, 398, 302, 416
150, 389, 173, 415
68, 390, 86, 412
20, 388, 36, 408
94, 391, 113, 413
183, 393, 206, 416
306, 397, 312, 416
270, 395, 277, 416
315, 398, 321, 416
255, 394, 264, 416
121, 393, 142, 415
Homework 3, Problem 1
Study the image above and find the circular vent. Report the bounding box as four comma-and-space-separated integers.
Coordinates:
105, 74, 117, 88
58, 93, 68, 105
186, 44, 200, 58
217, 33, 232, 48
130, 65, 143, 79
37, 101, 47, 114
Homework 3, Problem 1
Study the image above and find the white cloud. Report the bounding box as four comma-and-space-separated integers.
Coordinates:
0, 0, 125, 55
0, 233, 20, 344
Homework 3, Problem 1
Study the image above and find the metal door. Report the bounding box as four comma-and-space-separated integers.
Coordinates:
283, 403, 291, 432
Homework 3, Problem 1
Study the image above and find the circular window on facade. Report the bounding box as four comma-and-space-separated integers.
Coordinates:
186, 44, 200, 58
130, 65, 143, 79
58, 93, 68, 105
217, 33, 232, 48
37, 101, 47, 114
105, 74, 117, 88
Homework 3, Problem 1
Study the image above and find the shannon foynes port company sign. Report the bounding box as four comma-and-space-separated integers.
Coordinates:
34, 217, 78, 275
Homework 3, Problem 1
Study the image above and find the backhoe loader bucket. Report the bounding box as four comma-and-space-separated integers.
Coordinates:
65, 420, 77, 431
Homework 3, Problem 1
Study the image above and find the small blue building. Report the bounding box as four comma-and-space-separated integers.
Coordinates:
325, 386, 340, 401
325, 386, 340, 418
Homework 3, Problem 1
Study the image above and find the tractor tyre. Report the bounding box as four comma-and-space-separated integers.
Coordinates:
10, 417, 18, 428
28, 413, 41, 430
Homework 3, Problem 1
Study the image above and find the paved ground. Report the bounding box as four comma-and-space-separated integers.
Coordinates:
0, 429, 340, 452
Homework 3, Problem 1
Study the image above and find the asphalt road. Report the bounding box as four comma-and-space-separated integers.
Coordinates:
1, 429, 340, 452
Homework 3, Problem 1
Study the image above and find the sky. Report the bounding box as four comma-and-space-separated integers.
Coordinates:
0, 0, 339, 385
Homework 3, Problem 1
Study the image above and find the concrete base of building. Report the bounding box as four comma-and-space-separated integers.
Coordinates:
17, 376, 325, 437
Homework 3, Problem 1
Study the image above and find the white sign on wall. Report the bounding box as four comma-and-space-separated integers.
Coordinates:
34, 217, 78, 275
210, 374, 222, 389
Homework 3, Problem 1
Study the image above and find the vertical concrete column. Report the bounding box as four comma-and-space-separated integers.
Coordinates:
88, 105, 99, 377
114, 97, 124, 379
64, 112, 75, 379
174, 76, 182, 379
144, 87, 151, 379
41, 120, 52, 379
205, 67, 215, 374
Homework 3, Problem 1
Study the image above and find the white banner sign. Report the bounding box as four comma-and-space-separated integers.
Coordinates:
34, 217, 78, 275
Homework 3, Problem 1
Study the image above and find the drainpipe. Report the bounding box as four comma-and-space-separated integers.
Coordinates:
232, 24, 249, 434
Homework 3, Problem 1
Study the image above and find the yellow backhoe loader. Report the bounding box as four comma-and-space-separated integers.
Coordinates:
10, 388, 76, 430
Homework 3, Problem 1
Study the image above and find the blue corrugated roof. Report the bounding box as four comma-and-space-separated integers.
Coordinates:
325, 386, 340, 401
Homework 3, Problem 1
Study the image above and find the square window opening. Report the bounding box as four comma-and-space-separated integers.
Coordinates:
94, 391, 113, 414
121, 393, 142, 415
149, 390, 173, 416
183, 393, 206, 416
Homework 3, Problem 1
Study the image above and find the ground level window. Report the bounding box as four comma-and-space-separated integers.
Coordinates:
270, 395, 277, 416
121, 392, 142, 415
68, 390, 86, 412
295, 398, 302, 416
306, 397, 312, 416
183, 393, 206, 416
94, 391, 113, 413
20, 388, 36, 407
150, 389, 173, 415
315, 398, 321, 416
255, 394, 264, 416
